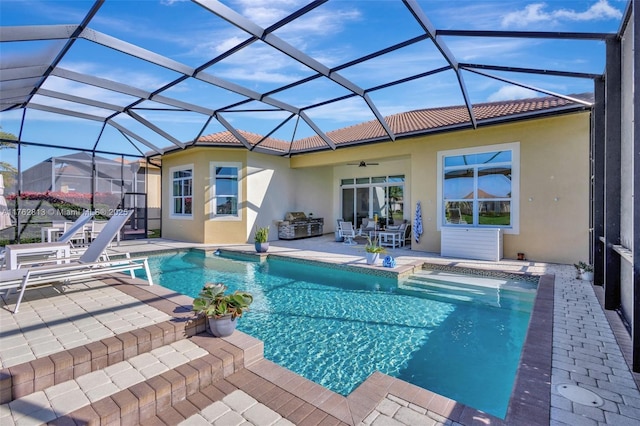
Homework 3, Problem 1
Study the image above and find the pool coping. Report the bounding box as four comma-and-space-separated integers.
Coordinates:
138, 247, 554, 424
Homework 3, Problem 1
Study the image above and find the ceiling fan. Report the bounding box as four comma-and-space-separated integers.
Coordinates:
347, 161, 379, 167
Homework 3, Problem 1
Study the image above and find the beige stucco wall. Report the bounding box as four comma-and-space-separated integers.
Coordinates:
245, 153, 332, 243
406, 112, 590, 264
162, 148, 333, 244
162, 148, 248, 243
291, 111, 591, 264
162, 111, 590, 264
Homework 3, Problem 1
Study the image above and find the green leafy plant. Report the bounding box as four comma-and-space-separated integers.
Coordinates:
254, 225, 269, 243
365, 236, 386, 254
192, 283, 253, 319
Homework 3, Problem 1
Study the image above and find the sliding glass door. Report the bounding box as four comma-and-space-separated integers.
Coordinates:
356, 187, 369, 228
341, 187, 355, 225
341, 175, 405, 228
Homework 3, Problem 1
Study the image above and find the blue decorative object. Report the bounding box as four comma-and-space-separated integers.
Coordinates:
382, 255, 396, 268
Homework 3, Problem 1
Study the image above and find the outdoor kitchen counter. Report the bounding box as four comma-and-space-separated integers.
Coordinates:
278, 212, 324, 240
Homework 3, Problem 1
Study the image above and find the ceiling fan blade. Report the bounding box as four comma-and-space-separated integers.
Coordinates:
346, 161, 379, 167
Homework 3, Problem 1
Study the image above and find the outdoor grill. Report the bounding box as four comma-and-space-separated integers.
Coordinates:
278, 212, 324, 240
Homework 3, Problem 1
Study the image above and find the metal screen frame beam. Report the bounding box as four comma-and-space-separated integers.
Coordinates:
592, 78, 606, 287
402, 0, 477, 128
436, 29, 615, 41
631, 0, 640, 373
464, 68, 594, 106
603, 38, 622, 311
193, 0, 394, 144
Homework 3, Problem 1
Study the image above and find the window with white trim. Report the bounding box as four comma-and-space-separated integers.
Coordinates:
171, 166, 193, 217
438, 143, 519, 233
210, 162, 241, 219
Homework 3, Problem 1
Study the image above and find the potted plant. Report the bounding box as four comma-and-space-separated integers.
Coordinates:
192, 283, 254, 337
573, 261, 594, 281
254, 225, 269, 253
364, 236, 386, 265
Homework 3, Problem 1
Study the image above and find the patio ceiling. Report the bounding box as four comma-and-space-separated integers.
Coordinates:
0, 0, 627, 159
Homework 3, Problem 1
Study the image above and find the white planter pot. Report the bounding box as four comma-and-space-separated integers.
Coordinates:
580, 271, 594, 282
365, 252, 380, 265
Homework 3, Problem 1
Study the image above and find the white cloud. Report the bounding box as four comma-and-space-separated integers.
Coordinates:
183, 2, 361, 84
448, 38, 538, 62
487, 86, 538, 102
229, 0, 361, 36
555, 0, 622, 21
502, 0, 622, 28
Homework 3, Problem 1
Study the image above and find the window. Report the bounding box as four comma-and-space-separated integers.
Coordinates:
210, 162, 241, 220
438, 143, 519, 233
171, 166, 193, 217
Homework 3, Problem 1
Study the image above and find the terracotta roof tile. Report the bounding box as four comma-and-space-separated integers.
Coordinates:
197, 129, 290, 153
193, 94, 591, 154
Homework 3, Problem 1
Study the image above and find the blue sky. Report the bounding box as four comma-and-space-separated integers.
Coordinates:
0, 0, 628, 167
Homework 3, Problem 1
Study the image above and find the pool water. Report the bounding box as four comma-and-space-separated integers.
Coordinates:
139, 250, 536, 418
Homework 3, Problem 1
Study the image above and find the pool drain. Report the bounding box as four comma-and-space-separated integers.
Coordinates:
557, 384, 604, 407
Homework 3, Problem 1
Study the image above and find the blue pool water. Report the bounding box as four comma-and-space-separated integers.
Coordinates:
139, 250, 536, 418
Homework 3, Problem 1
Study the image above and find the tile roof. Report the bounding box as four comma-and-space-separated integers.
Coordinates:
191, 94, 592, 155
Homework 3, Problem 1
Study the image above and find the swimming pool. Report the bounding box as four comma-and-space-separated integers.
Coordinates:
139, 250, 536, 418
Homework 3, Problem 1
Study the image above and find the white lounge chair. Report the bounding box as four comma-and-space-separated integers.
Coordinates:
0, 210, 153, 313
338, 221, 357, 245
1, 211, 97, 270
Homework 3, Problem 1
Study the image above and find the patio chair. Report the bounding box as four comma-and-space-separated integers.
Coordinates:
404, 223, 412, 246
88, 220, 110, 243
63, 221, 88, 247
57, 210, 95, 244
358, 218, 376, 236
338, 221, 357, 245
0, 210, 153, 313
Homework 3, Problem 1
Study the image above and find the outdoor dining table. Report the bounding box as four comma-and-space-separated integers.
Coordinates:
378, 231, 401, 248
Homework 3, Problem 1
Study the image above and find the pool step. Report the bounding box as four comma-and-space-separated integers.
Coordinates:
398, 270, 536, 308
0, 330, 267, 425
1, 338, 209, 424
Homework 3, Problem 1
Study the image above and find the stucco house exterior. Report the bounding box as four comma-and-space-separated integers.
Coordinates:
157, 94, 591, 266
